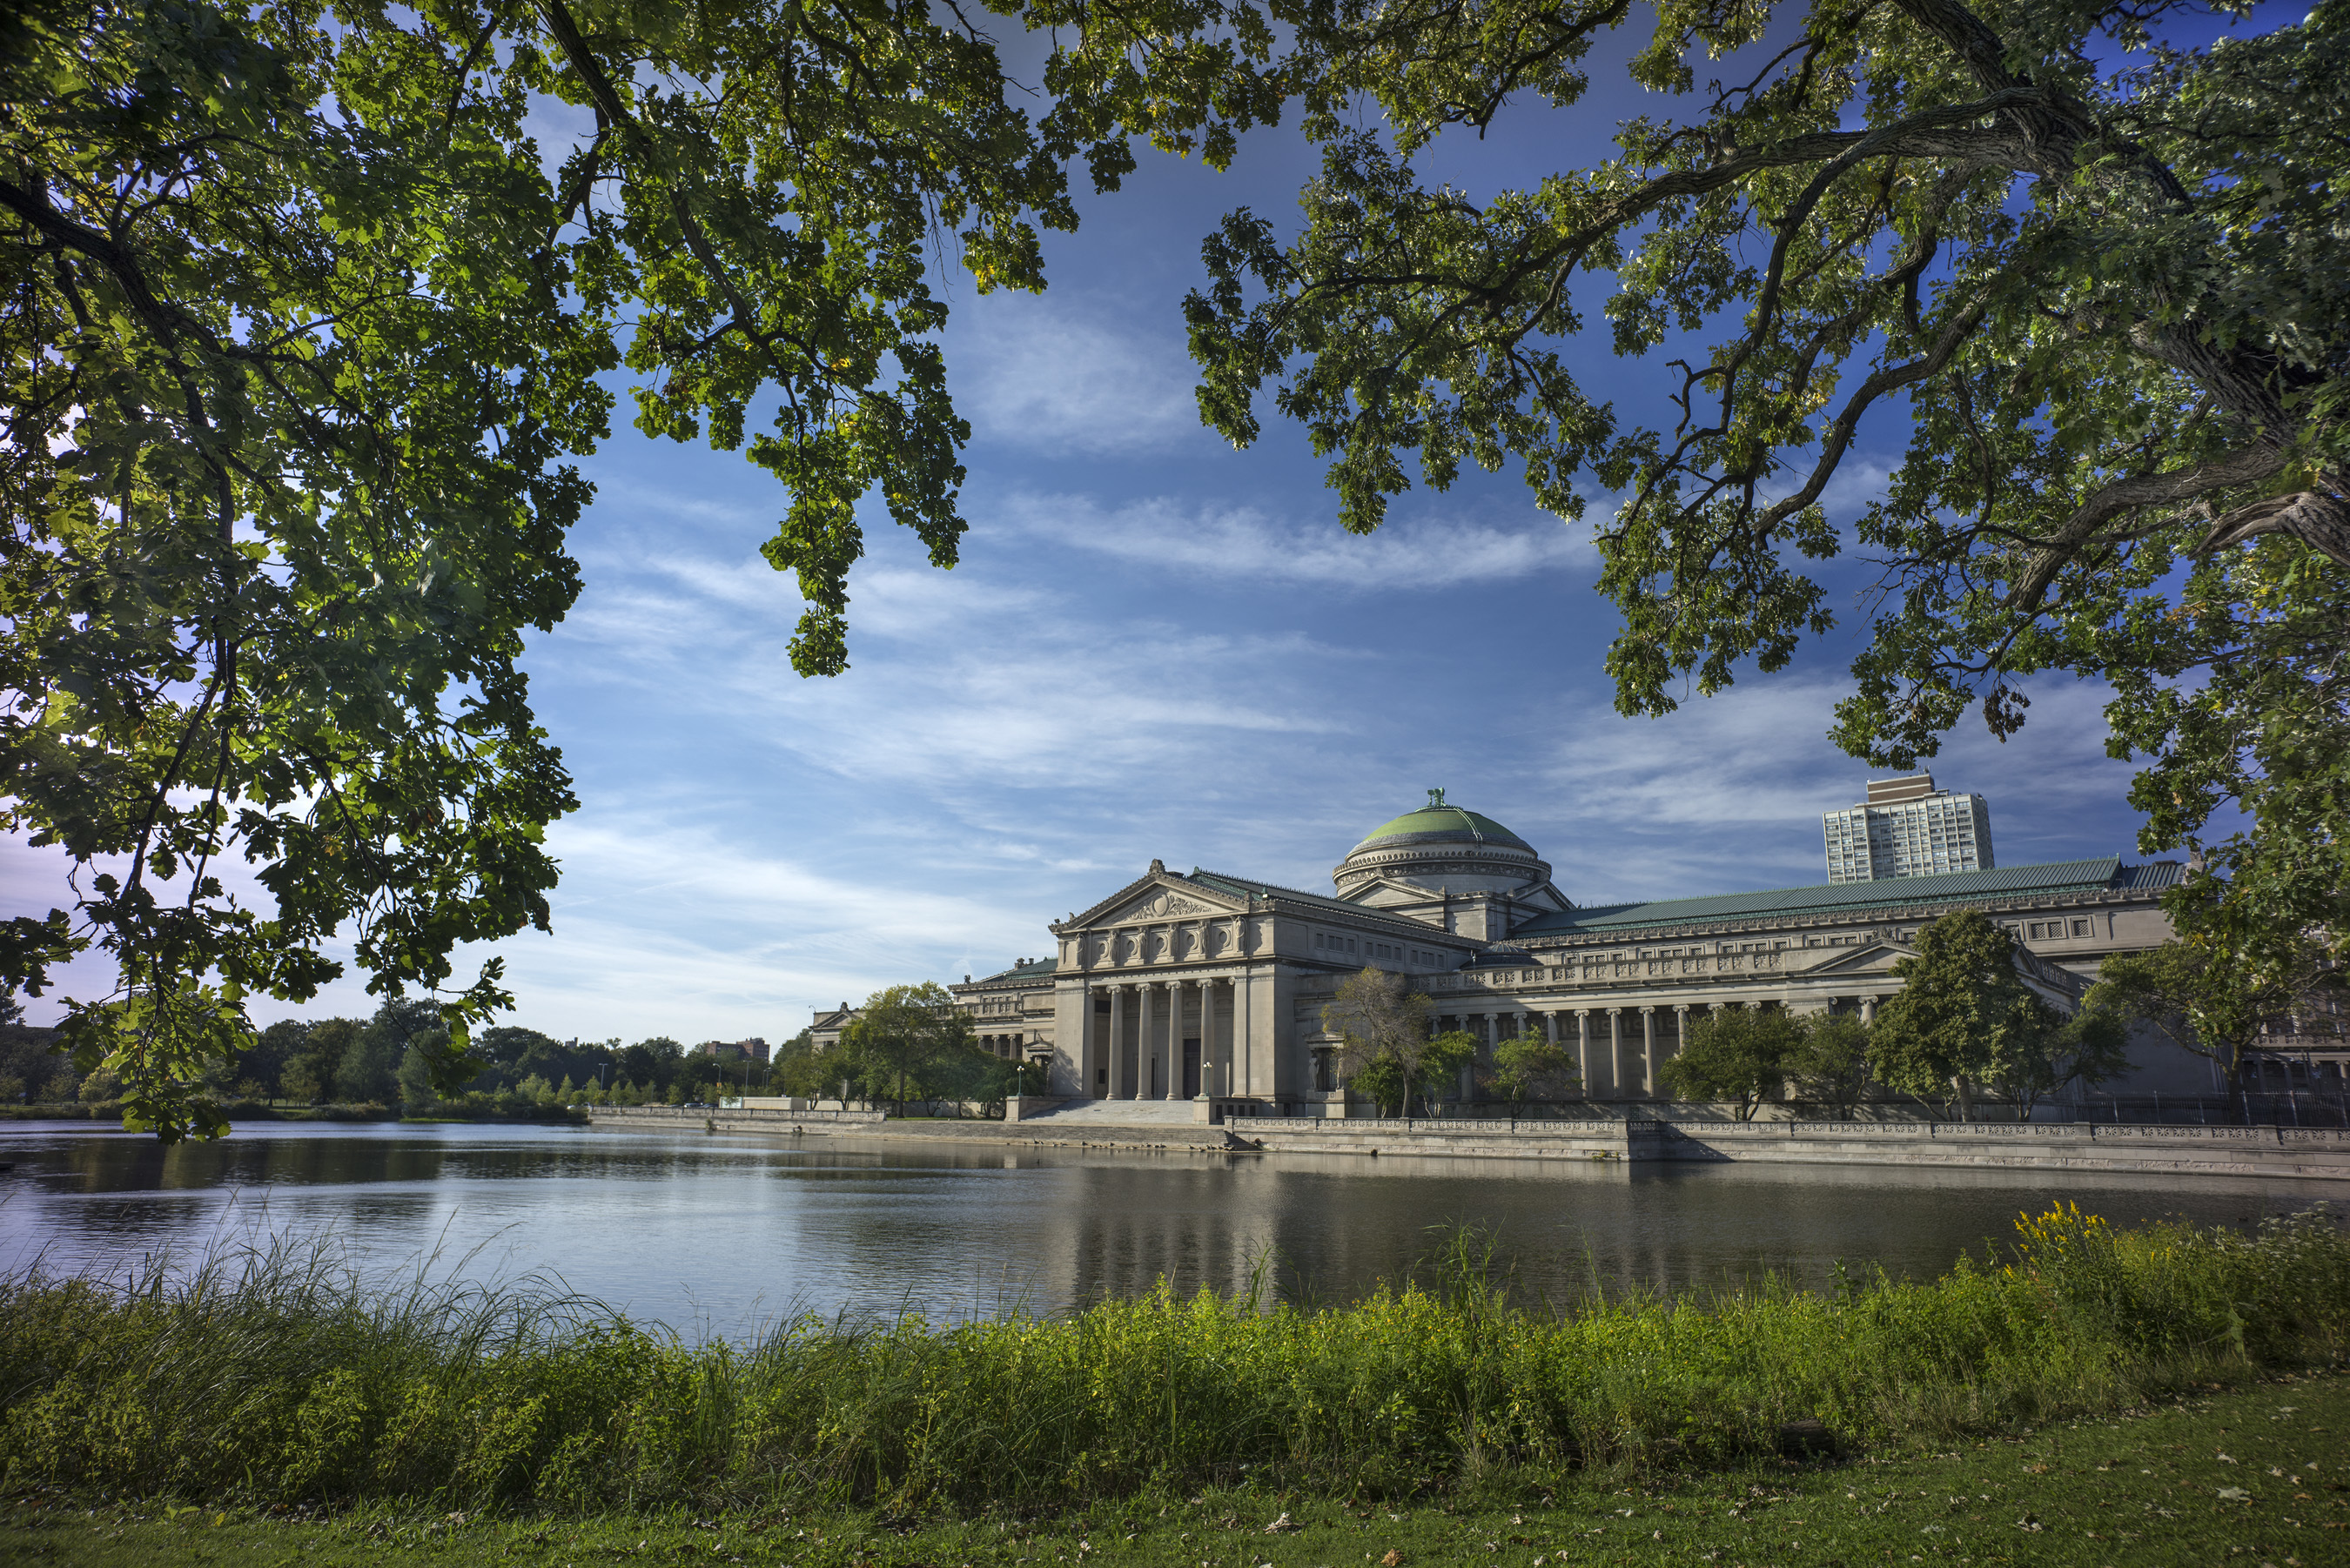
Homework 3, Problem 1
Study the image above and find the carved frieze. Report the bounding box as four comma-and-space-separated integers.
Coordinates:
1106, 890, 1217, 925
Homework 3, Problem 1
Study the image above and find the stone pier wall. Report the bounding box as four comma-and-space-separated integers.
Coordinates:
1232, 1116, 2350, 1179
592, 1104, 888, 1131
585, 1104, 2350, 1177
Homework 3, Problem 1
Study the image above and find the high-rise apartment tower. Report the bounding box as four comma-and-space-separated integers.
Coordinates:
1822, 774, 1995, 883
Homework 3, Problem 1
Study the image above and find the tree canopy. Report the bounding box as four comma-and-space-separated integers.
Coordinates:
1480, 1032, 1580, 1123
0, 0, 1281, 1136
1656, 1004, 1803, 1119
1870, 909, 2125, 1117
1188, 0, 2348, 981
2085, 935, 2337, 1116
1322, 966, 1449, 1115
1779, 1012, 1873, 1117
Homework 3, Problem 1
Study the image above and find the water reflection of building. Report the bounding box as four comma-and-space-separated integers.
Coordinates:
822, 789, 2229, 1114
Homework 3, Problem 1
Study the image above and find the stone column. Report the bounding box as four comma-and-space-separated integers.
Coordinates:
1108, 987, 1127, 1100
1862, 994, 1879, 1026
1139, 983, 1158, 1099
1212, 973, 1231, 1100
1166, 979, 1186, 1101
1240, 968, 1259, 1104
1608, 1008, 1624, 1100
1205, 979, 1224, 1098
1575, 1009, 1592, 1096
1641, 1006, 1657, 1097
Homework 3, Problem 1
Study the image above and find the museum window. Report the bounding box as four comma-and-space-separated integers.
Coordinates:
2071, 920, 2092, 937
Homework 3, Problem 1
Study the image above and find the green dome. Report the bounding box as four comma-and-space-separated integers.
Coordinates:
1355, 800, 1530, 851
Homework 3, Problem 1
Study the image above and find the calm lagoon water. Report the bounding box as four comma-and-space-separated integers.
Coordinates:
0, 1119, 2338, 1340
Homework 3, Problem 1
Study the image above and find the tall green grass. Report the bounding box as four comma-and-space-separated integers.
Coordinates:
2, 1207, 2345, 1513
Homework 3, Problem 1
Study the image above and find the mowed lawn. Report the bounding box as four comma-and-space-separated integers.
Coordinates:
6, 1370, 2344, 1568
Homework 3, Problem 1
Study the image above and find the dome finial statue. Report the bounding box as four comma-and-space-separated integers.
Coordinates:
1427, 787, 1447, 808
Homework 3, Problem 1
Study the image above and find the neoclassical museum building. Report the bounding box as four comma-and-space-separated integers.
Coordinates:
817, 791, 2226, 1116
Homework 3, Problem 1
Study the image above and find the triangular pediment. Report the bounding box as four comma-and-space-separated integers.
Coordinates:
1101, 886, 1235, 924
1790, 941, 1916, 977
1062, 872, 1246, 931
1346, 876, 1447, 909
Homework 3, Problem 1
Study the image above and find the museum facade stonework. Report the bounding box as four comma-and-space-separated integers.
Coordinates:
905, 792, 2209, 1115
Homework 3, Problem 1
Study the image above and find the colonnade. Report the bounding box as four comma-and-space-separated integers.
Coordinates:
1431, 993, 1884, 1101
1094, 978, 1238, 1101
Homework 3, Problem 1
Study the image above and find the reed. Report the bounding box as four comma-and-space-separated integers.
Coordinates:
2, 1208, 2343, 1514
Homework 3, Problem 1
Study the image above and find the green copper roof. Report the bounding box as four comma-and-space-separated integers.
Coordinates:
1510, 856, 2169, 937
1355, 805, 1531, 851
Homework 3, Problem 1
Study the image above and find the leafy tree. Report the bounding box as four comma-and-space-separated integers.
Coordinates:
774, 1044, 842, 1102
1782, 1014, 1874, 1119
922, 1039, 1031, 1117
1185, 0, 2350, 981
278, 1058, 324, 1107
2086, 937, 2337, 1119
245, 1020, 309, 1102
1323, 967, 1442, 1116
281, 1017, 359, 1105
335, 998, 447, 1106
1480, 1035, 1581, 1128
479, 1028, 564, 1081
0, 995, 62, 1103
843, 983, 970, 1113
333, 1030, 400, 1107
619, 1038, 685, 1095
1347, 1028, 1474, 1116
395, 1044, 440, 1115
0, 0, 1286, 1137
671, 1053, 724, 1103
1658, 1005, 1802, 1120
1871, 911, 2111, 1119
762, 1029, 816, 1094
1978, 1004, 2132, 1117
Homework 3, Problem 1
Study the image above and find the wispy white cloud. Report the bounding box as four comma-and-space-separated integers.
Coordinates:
996, 492, 1595, 589
953, 297, 1204, 456
557, 518, 1355, 802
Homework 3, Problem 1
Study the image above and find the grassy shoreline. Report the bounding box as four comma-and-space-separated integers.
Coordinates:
4, 1372, 2344, 1565
2, 1209, 2346, 1523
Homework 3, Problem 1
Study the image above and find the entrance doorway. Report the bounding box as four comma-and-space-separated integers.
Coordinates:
1183, 1038, 1201, 1098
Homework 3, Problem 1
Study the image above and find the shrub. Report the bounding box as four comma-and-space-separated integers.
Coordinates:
0, 1210, 2343, 1514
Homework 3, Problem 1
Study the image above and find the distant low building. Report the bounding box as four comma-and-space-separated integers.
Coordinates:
808, 1005, 858, 1054
1823, 773, 1995, 883
698, 1037, 770, 1065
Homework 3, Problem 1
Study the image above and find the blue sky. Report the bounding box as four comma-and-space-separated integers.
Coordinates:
8, 23, 2173, 1045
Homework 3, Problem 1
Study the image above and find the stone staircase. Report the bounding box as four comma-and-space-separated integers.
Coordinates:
1015, 1097, 1204, 1126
